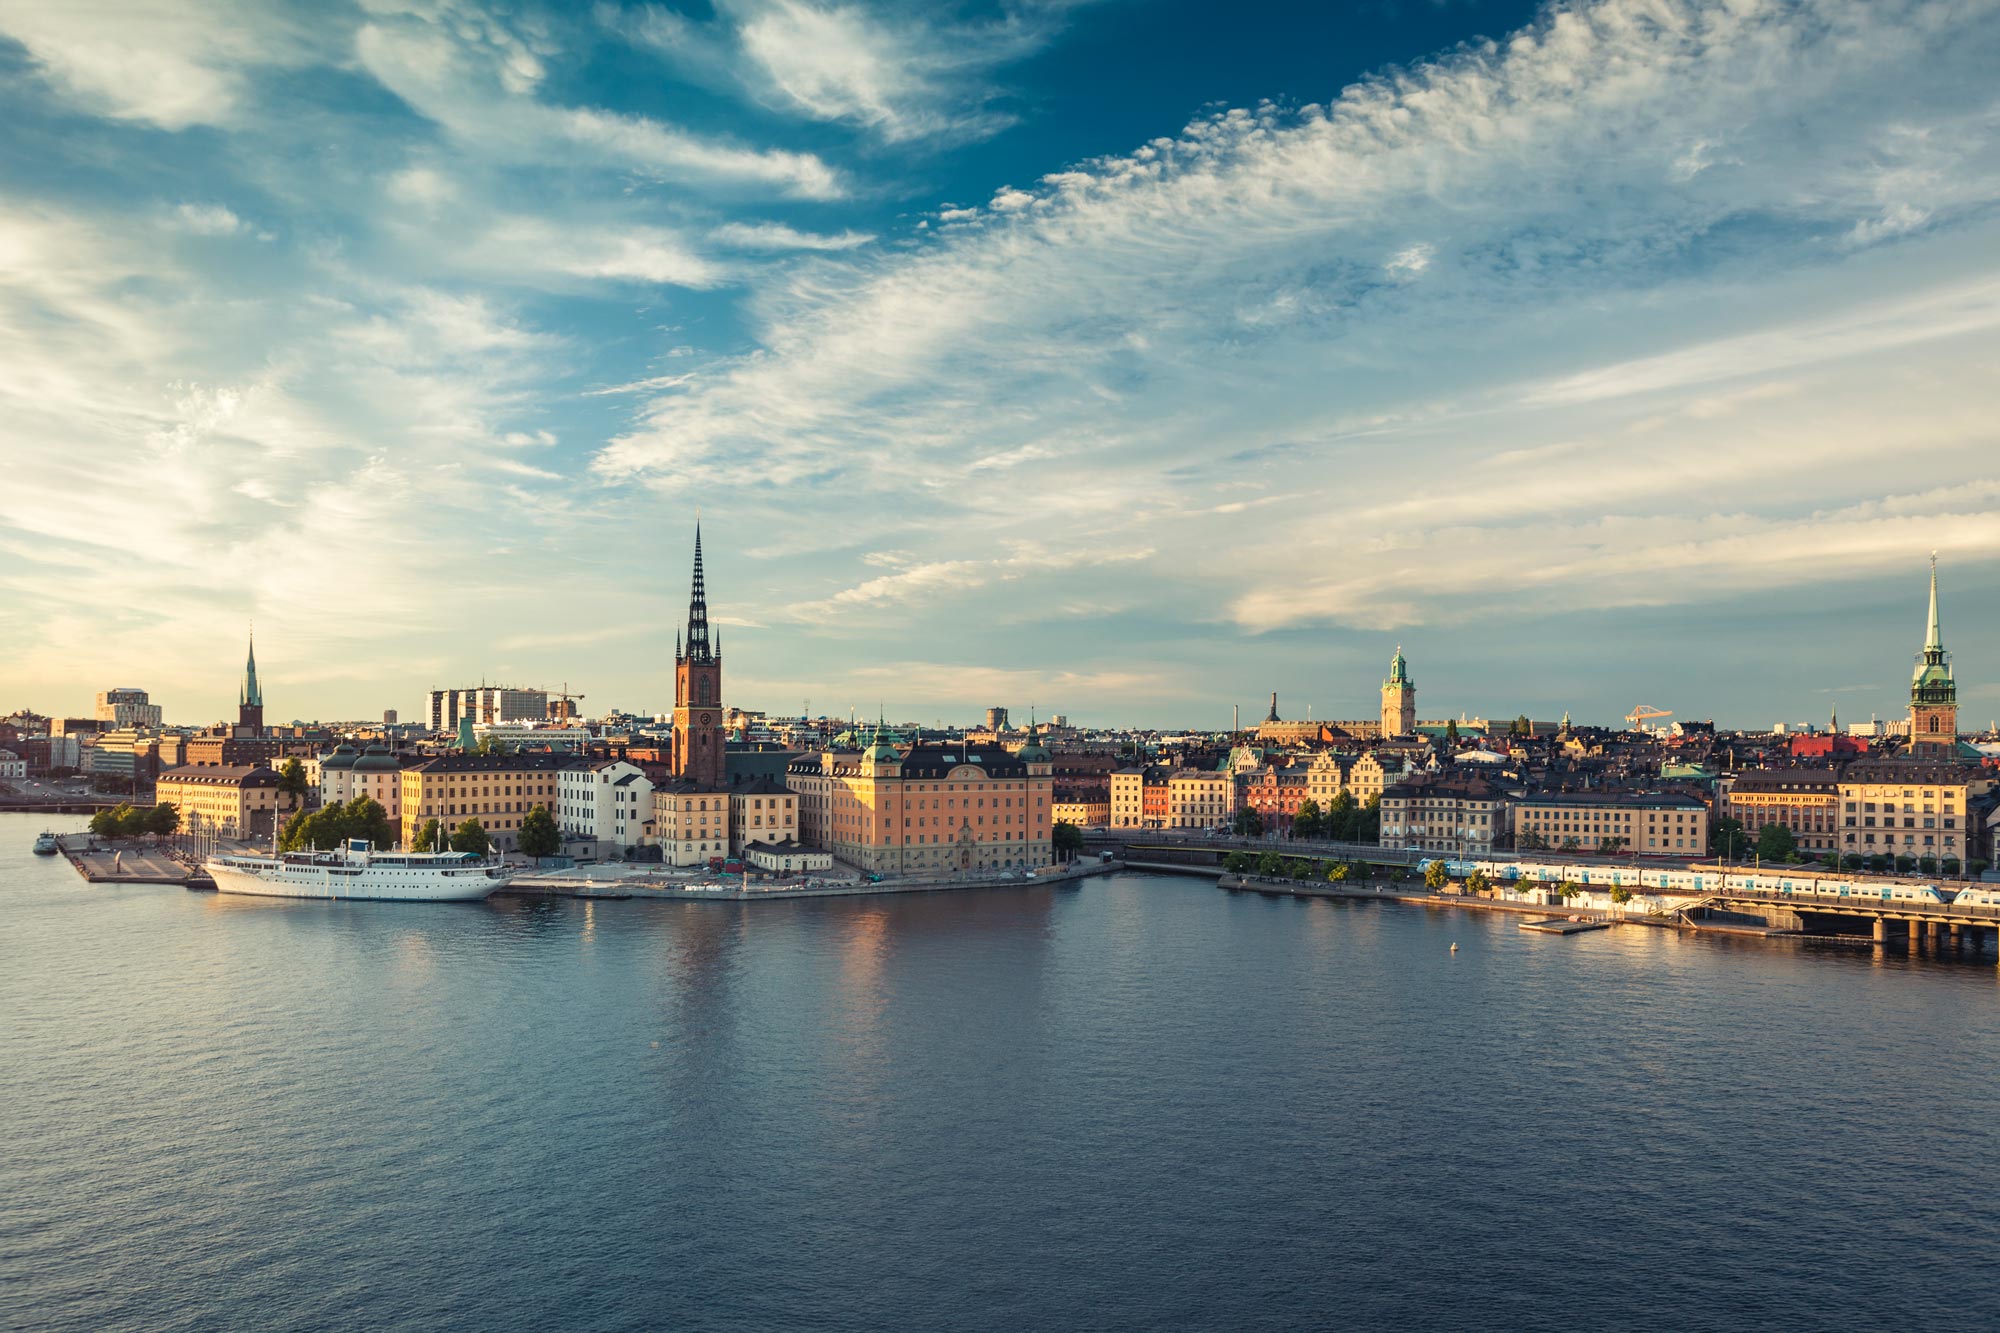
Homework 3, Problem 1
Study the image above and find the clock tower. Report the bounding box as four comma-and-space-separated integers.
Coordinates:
673, 524, 727, 788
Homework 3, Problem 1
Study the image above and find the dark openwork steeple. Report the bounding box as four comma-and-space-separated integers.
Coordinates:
681, 522, 715, 665
237, 628, 264, 734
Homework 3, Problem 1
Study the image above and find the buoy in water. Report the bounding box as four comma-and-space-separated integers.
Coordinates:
1449, 943, 1458, 953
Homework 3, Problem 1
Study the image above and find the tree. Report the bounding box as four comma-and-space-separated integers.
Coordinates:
1755, 823, 1797, 862
450, 819, 491, 856
1233, 807, 1264, 838
1942, 857, 1962, 877
1255, 851, 1285, 877
1445, 720, 1461, 745
1325, 861, 1350, 882
1970, 860, 1990, 880
276, 757, 309, 809
279, 795, 398, 853
1424, 859, 1449, 891
89, 803, 134, 838
147, 803, 180, 836
1560, 836, 1582, 853
1609, 885, 1633, 904
1287, 858, 1317, 881
1711, 816, 1746, 860
519, 805, 561, 860
1918, 855, 1938, 877
1519, 830, 1548, 852
1842, 854, 1864, 871
1359, 795, 1382, 843
1554, 880, 1579, 900
1327, 789, 1359, 842
1597, 836, 1627, 856
1223, 852, 1253, 874
1895, 855, 1917, 874
412, 818, 444, 853
1867, 854, 1890, 874
1466, 868, 1490, 894
1293, 798, 1324, 840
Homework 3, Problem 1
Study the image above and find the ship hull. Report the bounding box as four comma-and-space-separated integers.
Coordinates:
204, 859, 505, 902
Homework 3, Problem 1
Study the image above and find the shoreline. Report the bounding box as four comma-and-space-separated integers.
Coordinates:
500, 858, 1122, 902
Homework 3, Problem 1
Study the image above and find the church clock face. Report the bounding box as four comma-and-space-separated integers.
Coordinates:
701, 713, 714, 725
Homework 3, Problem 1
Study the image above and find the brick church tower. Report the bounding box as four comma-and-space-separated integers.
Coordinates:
672, 525, 727, 788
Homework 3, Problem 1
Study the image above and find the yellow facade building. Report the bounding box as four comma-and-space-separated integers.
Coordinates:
158, 764, 283, 840
728, 777, 797, 857
399, 753, 566, 852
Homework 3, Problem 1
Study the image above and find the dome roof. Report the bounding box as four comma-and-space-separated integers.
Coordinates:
352, 743, 400, 773
1016, 733, 1051, 762
320, 743, 359, 770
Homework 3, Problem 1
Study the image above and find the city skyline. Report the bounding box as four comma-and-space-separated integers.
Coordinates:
3, 0, 1999, 725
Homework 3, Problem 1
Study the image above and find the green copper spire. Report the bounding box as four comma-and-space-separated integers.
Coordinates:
1924, 551, 1943, 652
240, 630, 263, 708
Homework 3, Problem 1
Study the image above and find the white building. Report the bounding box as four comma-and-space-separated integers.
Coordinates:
316, 742, 403, 822
557, 759, 653, 855
745, 840, 833, 874
472, 723, 591, 752
0, 749, 24, 781
95, 688, 163, 729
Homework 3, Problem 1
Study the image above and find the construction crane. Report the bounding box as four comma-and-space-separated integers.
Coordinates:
544, 682, 586, 722
1625, 704, 1673, 731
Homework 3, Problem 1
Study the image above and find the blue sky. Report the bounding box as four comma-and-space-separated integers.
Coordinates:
1, 0, 1997, 732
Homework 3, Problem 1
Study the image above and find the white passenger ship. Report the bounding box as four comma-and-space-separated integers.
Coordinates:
204, 839, 513, 902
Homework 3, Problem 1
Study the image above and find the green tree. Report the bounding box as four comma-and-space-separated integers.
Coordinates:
1327, 789, 1359, 842
1359, 795, 1382, 843
1918, 855, 1938, 877
1255, 850, 1285, 877
1445, 720, 1460, 745
519, 805, 561, 860
1325, 861, 1350, 882
89, 803, 134, 838
1843, 854, 1865, 871
1293, 798, 1324, 840
1609, 885, 1633, 904
412, 818, 444, 854
146, 803, 180, 836
1223, 852, 1253, 873
1286, 858, 1316, 881
450, 819, 491, 856
1969, 859, 1990, 880
1559, 836, 1582, 853
1554, 880, 1579, 900
1755, 823, 1797, 862
1942, 857, 1962, 877
1424, 859, 1449, 891
1233, 807, 1264, 838
1597, 835, 1627, 856
1466, 868, 1490, 894
1519, 830, 1547, 852
276, 756, 309, 809
1711, 816, 1747, 860
1894, 855, 1917, 874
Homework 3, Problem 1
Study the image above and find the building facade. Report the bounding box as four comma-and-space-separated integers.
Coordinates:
1720, 769, 1839, 857
1513, 792, 1709, 856
1167, 768, 1234, 829
1052, 789, 1111, 829
557, 758, 653, 853
399, 753, 567, 852
158, 764, 283, 839
787, 731, 1054, 876
1379, 777, 1505, 855
729, 776, 798, 856
1837, 760, 1990, 865
652, 784, 733, 865
95, 688, 163, 729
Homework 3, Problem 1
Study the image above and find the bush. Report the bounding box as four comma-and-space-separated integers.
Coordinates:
1918, 855, 1938, 877
1895, 855, 1917, 874
1942, 857, 1962, 877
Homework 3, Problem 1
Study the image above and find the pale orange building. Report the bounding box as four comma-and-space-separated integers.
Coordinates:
788, 728, 1054, 876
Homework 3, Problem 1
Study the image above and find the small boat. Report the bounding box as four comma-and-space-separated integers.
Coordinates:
32, 831, 59, 856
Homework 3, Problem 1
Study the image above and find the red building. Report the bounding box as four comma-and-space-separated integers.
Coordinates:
1241, 762, 1311, 833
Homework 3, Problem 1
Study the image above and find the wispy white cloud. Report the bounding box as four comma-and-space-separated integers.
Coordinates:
710, 221, 874, 251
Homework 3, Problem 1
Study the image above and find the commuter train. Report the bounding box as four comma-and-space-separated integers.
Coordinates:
1416, 857, 1956, 905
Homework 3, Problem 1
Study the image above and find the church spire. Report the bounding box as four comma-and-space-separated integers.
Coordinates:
683, 521, 714, 664
1925, 550, 1943, 652
240, 628, 262, 708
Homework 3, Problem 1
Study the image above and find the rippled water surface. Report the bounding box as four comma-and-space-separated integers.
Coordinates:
5, 811, 1999, 1332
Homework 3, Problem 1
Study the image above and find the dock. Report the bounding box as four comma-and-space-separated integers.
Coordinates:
58, 835, 193, 885
1519, 918, 1611, 935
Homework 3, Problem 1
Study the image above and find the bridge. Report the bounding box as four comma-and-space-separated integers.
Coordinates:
1680, 887, 2000, 954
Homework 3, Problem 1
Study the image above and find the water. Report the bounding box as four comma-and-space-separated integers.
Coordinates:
4, 811, 1998, 1332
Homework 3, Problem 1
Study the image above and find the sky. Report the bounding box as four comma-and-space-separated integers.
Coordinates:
2, 0, 1998, 733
